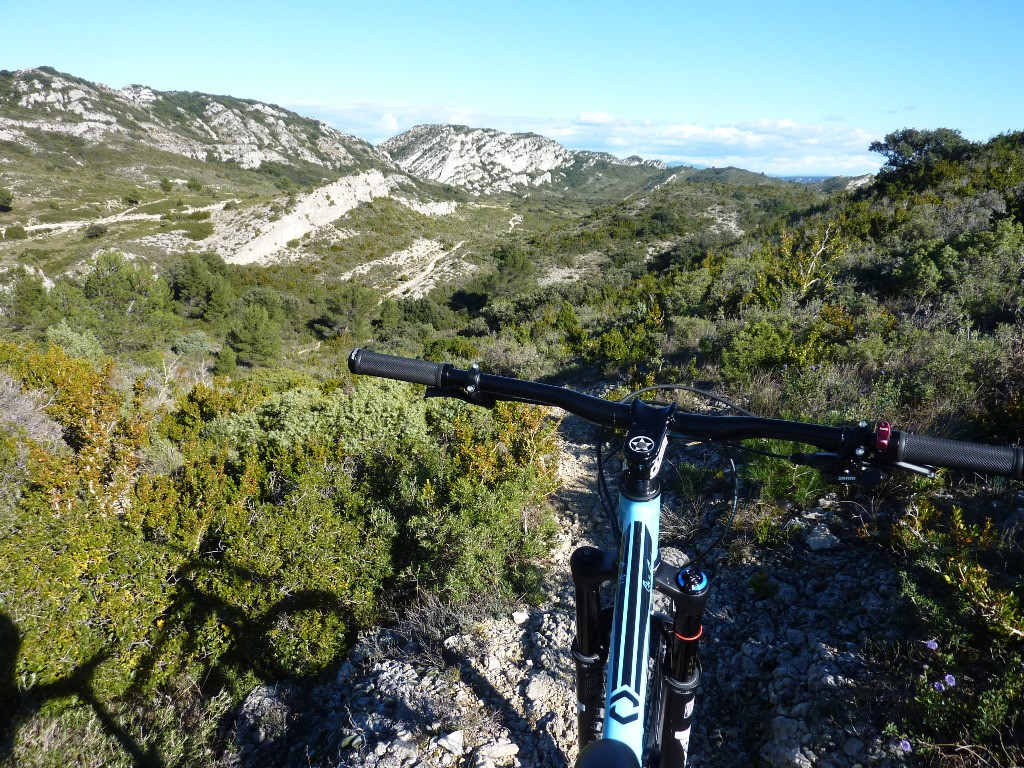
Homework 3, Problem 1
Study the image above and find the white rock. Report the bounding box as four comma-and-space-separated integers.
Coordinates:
526, 673, 554, 702
480, 741, 520, 758
437, 731, 465, 756
806, 524, 841, 550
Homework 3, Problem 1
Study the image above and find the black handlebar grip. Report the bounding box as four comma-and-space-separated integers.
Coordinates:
893, 432, 1024, 480
348, 348, 449, 387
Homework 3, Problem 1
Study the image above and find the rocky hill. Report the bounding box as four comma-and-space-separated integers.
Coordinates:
0, 67, 381, 171
0, 68, 668, 200
381, 124, 667, 195
0, 68, 677, 275
0, 67, 824, 281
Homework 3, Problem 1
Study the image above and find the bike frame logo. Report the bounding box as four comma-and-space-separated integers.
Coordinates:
628, 435, 667, 477
608, 687, 640, 724
627, 436, 655, 453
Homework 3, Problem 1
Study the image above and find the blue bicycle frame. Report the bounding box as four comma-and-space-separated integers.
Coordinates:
603, 494, 660, 757
572, 400, 709, 768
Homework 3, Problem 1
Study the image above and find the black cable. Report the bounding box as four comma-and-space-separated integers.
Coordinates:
596, 427, 622, 539
727, 441, 792, 462
595, 383, 752, 558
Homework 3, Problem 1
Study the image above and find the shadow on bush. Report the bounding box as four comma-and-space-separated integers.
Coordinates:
1, 549, 357, 768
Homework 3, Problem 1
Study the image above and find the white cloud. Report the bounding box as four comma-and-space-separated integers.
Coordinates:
568, 118, 882, 175
575, 111, 614, 125
287, 100, 488, 144
287, 99, 884, 176
377, 113, 400, 133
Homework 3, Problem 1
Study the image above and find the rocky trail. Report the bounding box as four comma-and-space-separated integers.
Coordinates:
224, 415, 918, 768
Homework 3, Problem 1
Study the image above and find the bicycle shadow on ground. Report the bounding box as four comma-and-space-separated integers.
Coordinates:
0, 610, 160, 767
440, 643, 570, 767
0, 549, 357, 768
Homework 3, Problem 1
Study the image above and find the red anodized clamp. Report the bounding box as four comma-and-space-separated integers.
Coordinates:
675, 626, 703, 642
875, 421, 892, 452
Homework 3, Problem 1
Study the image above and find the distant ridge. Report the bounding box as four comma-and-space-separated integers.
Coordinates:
0, 66, 865, 203
381, 124, 666, 195
0, 66, 384, 174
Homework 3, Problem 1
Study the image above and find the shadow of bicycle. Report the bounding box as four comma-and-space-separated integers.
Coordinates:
0, 548, 357, 768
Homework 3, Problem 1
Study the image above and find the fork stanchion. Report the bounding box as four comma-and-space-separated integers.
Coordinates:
659, 566, 709, 765
571, 546, 617, 747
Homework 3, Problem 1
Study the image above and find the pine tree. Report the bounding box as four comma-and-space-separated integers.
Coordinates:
228, 304, 281, 366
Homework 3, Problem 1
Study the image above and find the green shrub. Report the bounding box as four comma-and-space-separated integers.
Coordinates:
45, 319, 104, 361
0, 352, 559, 717
172, 331, 212, 357
212, 345, 237, 376
743, 438, 828, 509
228, 304, 281, 366
884, 499, 1024, 764
4, 223, 27, 240
721, 319, 795, 385
423, 335, 479, 363
177, 221, 214, 240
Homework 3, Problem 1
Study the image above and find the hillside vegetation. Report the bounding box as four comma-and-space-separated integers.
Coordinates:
2, 69, 1023, 767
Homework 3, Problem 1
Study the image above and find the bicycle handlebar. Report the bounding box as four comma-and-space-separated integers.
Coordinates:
891, 432, 1024, 478
348, 348, 1024, 480
348, 347, 450, 387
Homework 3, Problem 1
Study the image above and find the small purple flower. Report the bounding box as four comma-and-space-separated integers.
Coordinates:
924, 639, 938, 651
898, 739, 912, 753
944, 673, 957, 687
933, 681, 945, 692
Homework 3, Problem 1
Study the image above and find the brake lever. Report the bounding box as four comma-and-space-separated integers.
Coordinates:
790, 452, 937, 486
889, 461, 937, 478
789, 452, 885, 487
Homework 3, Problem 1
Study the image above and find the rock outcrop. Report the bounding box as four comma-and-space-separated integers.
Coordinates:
0, 67, 381, 170
381, 124, 665, 195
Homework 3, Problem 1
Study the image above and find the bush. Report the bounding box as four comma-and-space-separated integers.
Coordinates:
228, 306, 280, 366
720, 319, 795, 385
212, 345, 237, 375
45, 320, 104, 361
423, 335, 479, 363
84, 223, 108, 239
4, 223, 27, 240
172, 331, 212, 357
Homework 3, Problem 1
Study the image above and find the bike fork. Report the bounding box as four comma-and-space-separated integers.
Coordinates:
656, 564, 709, 766
570, 546, 617, 748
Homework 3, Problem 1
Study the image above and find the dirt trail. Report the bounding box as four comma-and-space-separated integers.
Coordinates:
387, 240, 465, 298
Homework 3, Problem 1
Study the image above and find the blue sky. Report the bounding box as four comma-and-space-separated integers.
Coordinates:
5, 0, 1023, 175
